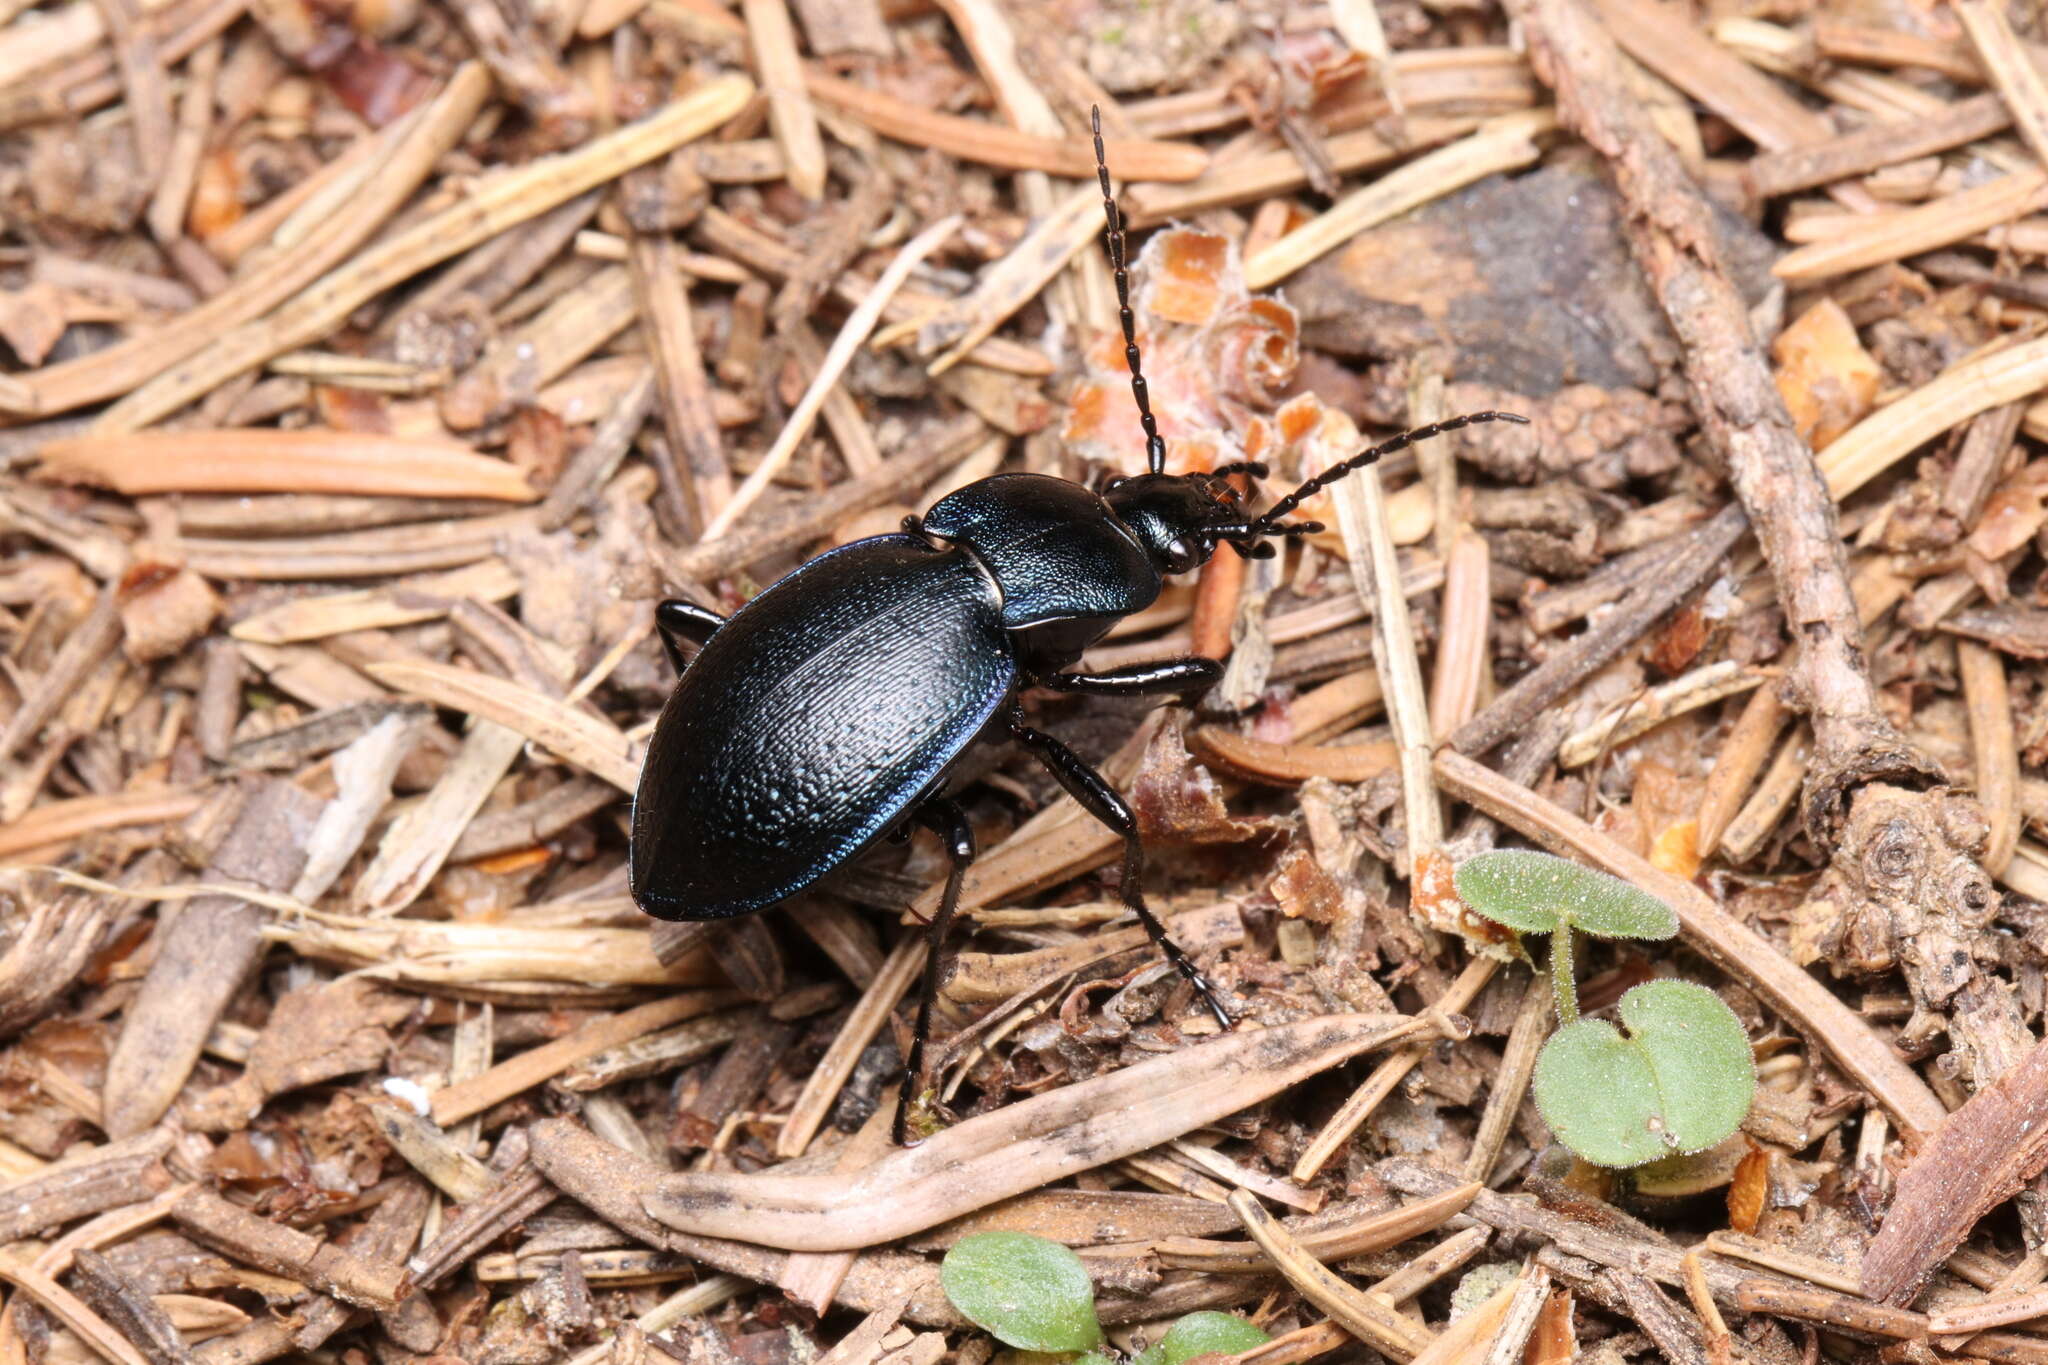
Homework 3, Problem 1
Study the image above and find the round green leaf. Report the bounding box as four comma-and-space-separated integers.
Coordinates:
1134, 1312, 1269, 1365
1620, 980, 1756, 1153
1455, 850, 1678, 941
1533, 980, 1755, 1168
940, 1232, 1103, 1352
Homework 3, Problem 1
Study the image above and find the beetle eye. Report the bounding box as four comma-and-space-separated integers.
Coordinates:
1105, 476, 1128, 491
1165, 538, 1197, 571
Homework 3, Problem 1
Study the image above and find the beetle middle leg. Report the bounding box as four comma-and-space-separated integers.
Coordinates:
655, 599, 727, 675
1007, 719, 1235, 1031
897, 797, 975, 1145
1039, 656, 1222, 701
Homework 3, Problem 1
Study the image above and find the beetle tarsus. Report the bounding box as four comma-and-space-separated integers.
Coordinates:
895, 797, 976, 1146
1008, 719, 1235, 1030
655, 599, 727, 676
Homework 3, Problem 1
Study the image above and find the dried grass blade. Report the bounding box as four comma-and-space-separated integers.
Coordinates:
1243, 110, 1553, 287
92, 73, 755, 433
1772, 171, 2048, 283
1225, 1190, 1436, 1362
0, 65, 490, 418
706, 213, 962, 538
0, 1257, 152, 1365
37, 430, 537, 501
1953, 0, 2048, 169
644, 1012, 1442, 1251
1558, 661, 1768, 767
1820, 335, 2048, 499
366, 659, 639, 791
229, 561, 521, 645
1960, 639, 2021, 875
432, 993, 739, 1125
1156, 1182, 1479, 1272
804, 70, 1209, 180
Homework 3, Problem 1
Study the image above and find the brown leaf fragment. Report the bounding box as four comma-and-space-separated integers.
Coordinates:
1864, 1034, 2048, 1305
1771, 298, 1881, 451
1725, 1143, 1768, 1236
1189, 727, 1397, 785
0, 282, 71, 367
1131, 724, 1284, 842
119, 567, 221, 664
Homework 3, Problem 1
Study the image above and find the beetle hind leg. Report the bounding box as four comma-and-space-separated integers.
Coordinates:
655, 599, 727, 676
1008, 720, 1235, 1032
896, 798, 975, 1146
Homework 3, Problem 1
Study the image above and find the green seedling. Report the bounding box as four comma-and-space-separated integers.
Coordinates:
1454, 849, 1756, 1169
940, 1234, 1267, 1362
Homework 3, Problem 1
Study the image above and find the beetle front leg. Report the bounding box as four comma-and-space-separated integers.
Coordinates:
896, 797, 975, 1146
1039, 656, 1222, 702
1008, 720, 1235, 1031
655, 599, 727, 676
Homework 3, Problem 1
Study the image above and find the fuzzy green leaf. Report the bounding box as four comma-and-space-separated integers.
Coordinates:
1533, 980, 1756, 1168
940, 1232, 1102, 1353
1455, 850, 1678, 941
1131, 1312, 1270, 1365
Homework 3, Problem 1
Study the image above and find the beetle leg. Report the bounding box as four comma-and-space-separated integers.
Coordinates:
1008, 721, 1235, 1031
897, 798, 975, 1146
655, 599, 727, 676
1040, 656, 1222, 701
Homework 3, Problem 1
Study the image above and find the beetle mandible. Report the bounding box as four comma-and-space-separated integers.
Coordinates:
631, 108, 1528, 1144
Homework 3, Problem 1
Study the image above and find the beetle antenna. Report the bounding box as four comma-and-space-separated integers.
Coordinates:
1252, 411, 1531, 530
1093, 106, 1167, 478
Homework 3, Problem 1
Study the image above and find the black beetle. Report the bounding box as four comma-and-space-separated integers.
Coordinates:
631, 110, 1527, 1142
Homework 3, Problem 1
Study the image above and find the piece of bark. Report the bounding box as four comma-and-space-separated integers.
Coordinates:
1506, 0, 1943, 846
1864, 1022, 2048, 1304
704, 916, 786, 1001
69, 1249, 195, 1365
406, 1164, 556, 1291
0, 1129, 174, 1244
193, 636, 242, 763
101, 779, 324, 1136
184, 979, 415, 1131
0, 877, 116, 1039
170, 1187, 405, 1309
1450, 504, 1746, 757
671, 1013, 798, 1148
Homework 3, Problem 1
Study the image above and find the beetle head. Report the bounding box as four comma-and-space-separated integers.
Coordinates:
1104, 469, 1316, 574
1087, 105, 1528, 567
